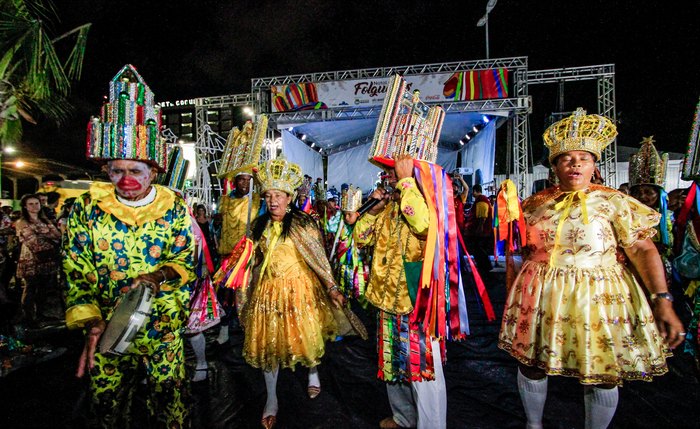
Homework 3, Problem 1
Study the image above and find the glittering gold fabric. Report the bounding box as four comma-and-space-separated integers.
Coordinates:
242, 219, 337, 371
354, 178, 428, 315
219, 194, 260, 255
499, 185, 671, 384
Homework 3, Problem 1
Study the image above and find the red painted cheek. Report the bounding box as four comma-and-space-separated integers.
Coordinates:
117, 176, 143, 191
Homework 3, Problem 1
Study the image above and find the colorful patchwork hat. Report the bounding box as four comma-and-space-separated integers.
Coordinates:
86, 64, 167, 172
368, 75, 445, 168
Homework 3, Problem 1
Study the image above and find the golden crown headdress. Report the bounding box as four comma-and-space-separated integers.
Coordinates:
629, 136, 668, 188
369, 75, 445, 167
544, 108, 618, 163
255, 158, 303, 195
218, 115, 268, 179
341, 185, 363, 212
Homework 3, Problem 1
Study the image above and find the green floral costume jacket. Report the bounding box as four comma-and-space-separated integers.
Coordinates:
63, 183, 195, 350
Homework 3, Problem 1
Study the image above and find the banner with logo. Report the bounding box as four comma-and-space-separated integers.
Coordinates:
270, 68, 509, 113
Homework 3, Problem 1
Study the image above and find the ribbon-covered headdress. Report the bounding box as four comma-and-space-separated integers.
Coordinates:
86, 64, 166, 172
368, 75, 445, 168
219, 115, 268, 179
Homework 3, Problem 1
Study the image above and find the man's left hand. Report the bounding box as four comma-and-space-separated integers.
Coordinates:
131, 272, 164, 295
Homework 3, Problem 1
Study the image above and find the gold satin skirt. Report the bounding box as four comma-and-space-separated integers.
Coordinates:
242, 264, 337, 371
499, 260, 671, 385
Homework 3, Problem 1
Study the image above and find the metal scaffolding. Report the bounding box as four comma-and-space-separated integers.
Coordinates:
185, 59, 616, 201
527, 64, 617, 189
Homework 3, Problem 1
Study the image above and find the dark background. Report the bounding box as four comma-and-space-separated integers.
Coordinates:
19, 0, 700, 170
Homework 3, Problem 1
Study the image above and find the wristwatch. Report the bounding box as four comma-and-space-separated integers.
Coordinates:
650, 292, 673, 302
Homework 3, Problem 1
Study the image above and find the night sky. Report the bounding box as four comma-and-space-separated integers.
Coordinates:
21, 0, 700, 169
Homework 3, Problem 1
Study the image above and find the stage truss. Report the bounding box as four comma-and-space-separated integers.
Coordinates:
188, 58, 616, 200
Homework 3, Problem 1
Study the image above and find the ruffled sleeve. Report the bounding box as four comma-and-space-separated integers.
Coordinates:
610, 192, 660, 248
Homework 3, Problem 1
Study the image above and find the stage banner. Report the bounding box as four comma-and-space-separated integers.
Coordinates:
270, 68, 509, 113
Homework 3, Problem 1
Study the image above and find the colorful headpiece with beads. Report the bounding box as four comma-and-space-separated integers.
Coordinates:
629, 136, 668, 188
219, 115, 268, 179
544, 108, 618, 163
256, 158, 303, 195
340, 185, 363, 212
368, 75, 445, 167
681, 98, 700, 181
158, 146, 190, 192
86, 64, 166, 172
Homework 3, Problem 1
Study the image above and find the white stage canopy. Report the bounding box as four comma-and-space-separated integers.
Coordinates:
279, 112, 505, 193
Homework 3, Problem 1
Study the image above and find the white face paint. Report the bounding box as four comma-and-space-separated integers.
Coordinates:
106, 160, 157, 200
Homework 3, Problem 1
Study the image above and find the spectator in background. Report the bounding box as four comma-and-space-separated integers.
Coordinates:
0, 206, 13, 306
44, 191, 60, 222
451, 171, 469, 234
618, 182, 630, 195
57, 197, 77, 234
464, 184, 494, 279
15, 194, 62, 327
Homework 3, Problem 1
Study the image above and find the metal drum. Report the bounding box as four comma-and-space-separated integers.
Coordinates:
98, 286, 154, 356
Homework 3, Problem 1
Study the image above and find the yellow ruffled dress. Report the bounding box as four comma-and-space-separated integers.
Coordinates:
499, 185, 671, 385
242, 221, 337, 371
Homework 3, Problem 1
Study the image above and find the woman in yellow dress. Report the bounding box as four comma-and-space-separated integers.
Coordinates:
499, 109, 685, 429
241, 158, 345, 429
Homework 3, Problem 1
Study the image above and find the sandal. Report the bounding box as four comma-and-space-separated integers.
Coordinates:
379, 417, 408, 429
307, 385, 321, 399
261, 414, 276, 429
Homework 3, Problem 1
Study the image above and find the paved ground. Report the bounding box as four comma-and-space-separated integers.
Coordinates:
1, 268, 698, 428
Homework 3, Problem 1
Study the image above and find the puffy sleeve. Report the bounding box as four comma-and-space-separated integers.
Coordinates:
610, 192, 660, 248
354, 211, 380, 248
397, 177, 430, 236
158, 199, 195, 288
63, 194, 102, 330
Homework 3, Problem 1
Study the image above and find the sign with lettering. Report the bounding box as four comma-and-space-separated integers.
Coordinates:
269, 68, 509, 113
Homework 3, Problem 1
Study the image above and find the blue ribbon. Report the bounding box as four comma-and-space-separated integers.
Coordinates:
659, 188, 670, 246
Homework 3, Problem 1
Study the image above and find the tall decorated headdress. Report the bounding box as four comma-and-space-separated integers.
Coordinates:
158, 146, 190, 192
681, 98, 700, 181
86, 64, 166, 172
340, 185, 363, 212
544, 108, 618, 163
218, 115, 268, 179
255, 158, 303, 195
368, 75, 445, 168
629, 136, 668, 188
365, 76, 493, 343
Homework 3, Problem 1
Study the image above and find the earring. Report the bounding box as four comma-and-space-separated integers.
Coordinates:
285, 206, 291, 214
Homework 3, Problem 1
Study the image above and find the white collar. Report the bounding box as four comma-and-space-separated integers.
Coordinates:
116, 186, 157, 207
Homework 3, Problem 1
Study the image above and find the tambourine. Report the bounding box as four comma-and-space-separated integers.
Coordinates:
98, 286, 154, 356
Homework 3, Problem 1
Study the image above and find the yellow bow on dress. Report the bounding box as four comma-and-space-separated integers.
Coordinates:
550, 190, 589, 265
258, 221, 283, 285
